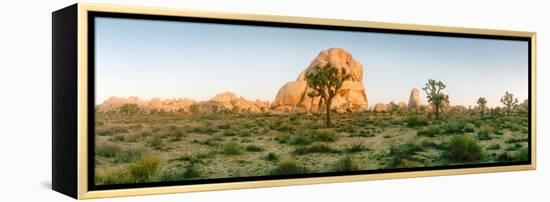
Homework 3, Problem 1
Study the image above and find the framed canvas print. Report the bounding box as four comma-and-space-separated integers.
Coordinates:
52, 3, 536, 199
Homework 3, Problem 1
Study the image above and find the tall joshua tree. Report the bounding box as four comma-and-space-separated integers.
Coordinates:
477, 97, 487, 116
500, 91, 518, 115
422, 79, 448, 119
306, 63, 350, 127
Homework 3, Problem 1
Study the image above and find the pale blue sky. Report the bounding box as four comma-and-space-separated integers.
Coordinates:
95, 17, 528, 108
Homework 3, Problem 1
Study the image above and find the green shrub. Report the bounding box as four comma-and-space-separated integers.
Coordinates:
289, 135, 313, 145
406, 116, 428, 128
513, 148, 529, 162
310, 129, 339, 142
117, 147, 144, 163
417, 126, 441, 137
96, 144, 121, 158
389, 141, 424, 167
293, 143, 337, 155
128, 155, 160, 183
486, 143, 501, 150
464, 123, 475, 133
223, 142, 243, 155
444, 135, 483, 162
148, 136, 164, 150
333, 156, 360, 172
441, 121, 466, 134
246, 145, 264, 152
265, 152, 279, 161
345, 142, 368, 153
477, 125, 494, 140
96, 128, 114, 136
271, 159, 307, 175
352, 130, 374, 137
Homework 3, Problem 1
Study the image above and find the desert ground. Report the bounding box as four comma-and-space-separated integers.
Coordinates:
94, 109, 529, 185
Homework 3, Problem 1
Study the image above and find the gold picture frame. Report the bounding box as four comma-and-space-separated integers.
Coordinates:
52, 3, 536, 199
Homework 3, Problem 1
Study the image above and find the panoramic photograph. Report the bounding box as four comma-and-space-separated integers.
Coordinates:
93, 17, 530, 185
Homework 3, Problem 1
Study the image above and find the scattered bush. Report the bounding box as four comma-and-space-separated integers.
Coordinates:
117, 147, 145, 163
310, 129, 339, 142
265, 152, 279, 161
444, 135, 483, 162
333, 156, 360, 172
345, 142, 368, 153
246, 145, 264, 152
477, 125, 494, 140
486, 143, 501, 150
388, 141, 424, 167
441, 121, 466, 134
223, 142, 243, 155
417, 125, 441, 137
464, 123, 475, 133
96, 144, 121, 158
148, 136, 164, 150
406, 116, 429, 128
352, 130, 374, 137
293, 143, 337, 155
128, 155, 160, 183
271, 159, 307, 175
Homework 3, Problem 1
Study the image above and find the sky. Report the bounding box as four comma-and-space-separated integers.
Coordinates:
95, 17, 528, 108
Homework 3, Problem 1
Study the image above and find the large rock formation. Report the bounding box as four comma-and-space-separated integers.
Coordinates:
272, 48, 368, 113
96, 92, 270, 114
408, 88, 421, 109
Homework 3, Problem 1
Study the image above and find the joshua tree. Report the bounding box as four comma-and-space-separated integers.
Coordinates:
422, 79, 448, 119
306, 63, 350, 127
500, 91, 518, 115
477, 97, 487, 116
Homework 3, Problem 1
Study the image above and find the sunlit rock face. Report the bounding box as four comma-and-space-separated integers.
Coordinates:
272, 48, 368, 113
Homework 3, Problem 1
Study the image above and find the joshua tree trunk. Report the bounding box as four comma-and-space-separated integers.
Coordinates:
435, 106, 440, 120
325, 98, 332, 127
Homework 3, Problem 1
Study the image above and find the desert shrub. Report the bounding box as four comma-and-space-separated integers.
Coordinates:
505, 136, 528, 144
288, 114, 299, 122
223, 142, 243, 155
513, 148, 529, 161
96, 128, 114, 136
293, 143, 337, 155
116, 147, 145, 163
388, 141, 424, 167
246, 145, 264, 152
289, 135, 313, 145
406, 116, 428, 128
352, 130, 374, 138
444, 135, 483, 162
96, 144, 121, 158
477, 125, 494, 140
486, 143, 501, 150
127, 131, 149, 142
345, 142, 368, 153
464, 123, 475, 133
218, 124, 231, 130
128, 155, 160, 183
110, 126, 129, 134
271, 159, 307, 175
417, 125, 441, 137
188, 126, 219, 135
333, 156, 360, 172
166, 129, 184, 142
110, 135, 125, 142
441, 121, 466, 134
265, 152, 279, 161
505, 143, 523, 151
270, 122, 294, 132
310, 129, 339, 142
147, 136, 164, 150
497, 148, 528, 162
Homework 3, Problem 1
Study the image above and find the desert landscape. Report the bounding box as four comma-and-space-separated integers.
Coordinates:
94, 48, 529, 185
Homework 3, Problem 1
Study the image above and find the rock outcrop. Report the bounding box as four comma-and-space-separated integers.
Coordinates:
373, 103, 388, 112
408, 88, 421, 109
272, 48, 368, 113
96, 92, 270, 114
